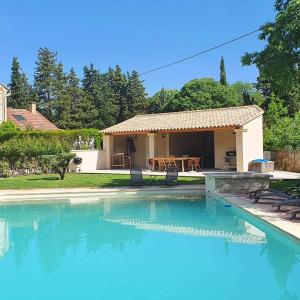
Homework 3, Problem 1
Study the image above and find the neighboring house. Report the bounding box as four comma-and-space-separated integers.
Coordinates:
0, 83, 9, 123
102, 105, 264, 172
7, 103, 58, 131
0, 82, 57, 131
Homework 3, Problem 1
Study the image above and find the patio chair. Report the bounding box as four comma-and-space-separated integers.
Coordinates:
130, 168, 144, 186
286, 208, 300, 220
164, 167, 179, 185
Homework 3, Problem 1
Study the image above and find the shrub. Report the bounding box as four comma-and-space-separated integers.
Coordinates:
42, 153, 76, 180
0, 137, 72, 177
0, 160, 10, 178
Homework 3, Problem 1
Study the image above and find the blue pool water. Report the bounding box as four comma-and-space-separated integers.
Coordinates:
0, 193, 300, 300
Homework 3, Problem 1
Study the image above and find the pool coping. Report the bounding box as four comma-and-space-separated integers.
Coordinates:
0, 185, 205, 203
218, 192, 300, 241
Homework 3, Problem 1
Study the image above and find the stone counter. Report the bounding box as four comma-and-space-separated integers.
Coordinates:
205, 172, 273, 195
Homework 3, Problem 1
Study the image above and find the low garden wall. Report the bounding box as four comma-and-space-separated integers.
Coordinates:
69, 150, 106, 172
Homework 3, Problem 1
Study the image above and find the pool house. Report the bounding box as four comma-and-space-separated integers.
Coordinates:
102, 105, 264, 172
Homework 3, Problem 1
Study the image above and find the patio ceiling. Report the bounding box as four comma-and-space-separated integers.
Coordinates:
102, 105, 264, 135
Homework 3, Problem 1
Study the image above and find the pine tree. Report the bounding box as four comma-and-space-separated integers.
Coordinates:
8, 57, 33, 108
126, 70, 147, 118
220, 56, 227, 86
33, 48, 59, 120
107, 65, 128, 122
57, 68, 98, 129
82, 64, 117, 128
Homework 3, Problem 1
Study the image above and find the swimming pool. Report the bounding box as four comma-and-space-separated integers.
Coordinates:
0, 192, 299, 300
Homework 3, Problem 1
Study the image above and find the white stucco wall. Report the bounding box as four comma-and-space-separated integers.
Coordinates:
69, 150, 105, 172
236, 115, 264, 172
214, 130, 236, 169
0, 85, 7, 123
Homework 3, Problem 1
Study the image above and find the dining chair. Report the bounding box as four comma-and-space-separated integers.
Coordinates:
157, 158, 167, 171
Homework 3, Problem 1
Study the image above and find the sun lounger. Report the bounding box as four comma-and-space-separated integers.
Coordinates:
130, 168, 144, 186
273, 198, 300, 212
248, 184, 300, 204
164, 167, 179, 185
251, 190, 293, 204
286, 208, 300, 220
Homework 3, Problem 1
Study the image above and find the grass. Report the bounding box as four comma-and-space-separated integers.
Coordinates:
0, 173, 298, 191
270, 179, 300, 190
0, 173, 204, 190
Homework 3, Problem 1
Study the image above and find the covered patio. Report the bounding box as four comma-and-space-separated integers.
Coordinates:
102, 105, 264, 172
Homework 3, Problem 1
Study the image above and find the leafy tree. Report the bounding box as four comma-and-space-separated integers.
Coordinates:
220, 56, 227, 86
147, 88, 179, 113
231, 81, 264, 106
264, 95, 288, 127
8, 57, 33, 108
164, 78, 241, 112
242, 0, 300, 112
264, 114, 300, 150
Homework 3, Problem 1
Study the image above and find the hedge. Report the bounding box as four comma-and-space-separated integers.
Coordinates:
0, 122, 102, 149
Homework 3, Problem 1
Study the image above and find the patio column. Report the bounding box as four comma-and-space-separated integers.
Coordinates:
165, 133, 170, 156
235, 128, 248, 172
103, 134, 114, 169
146, 133, 155, 169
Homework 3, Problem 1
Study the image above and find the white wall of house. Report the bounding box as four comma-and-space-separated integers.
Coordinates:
0, 84, 8, 123
236, 116, 264, 172
214, 130, 236, 169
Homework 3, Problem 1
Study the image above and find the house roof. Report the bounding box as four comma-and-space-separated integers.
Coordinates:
0, 83, 9, 91
7, 108, 58, 131
102, 105, 264, 135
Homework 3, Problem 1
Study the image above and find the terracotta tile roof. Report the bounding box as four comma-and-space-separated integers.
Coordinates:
7, 108, 58, 131
102, 105, 264, 134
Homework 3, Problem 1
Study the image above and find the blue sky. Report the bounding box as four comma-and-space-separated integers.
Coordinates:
0, 0, 275, 95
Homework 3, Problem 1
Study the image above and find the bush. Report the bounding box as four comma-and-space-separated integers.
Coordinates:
0, 137, 72, 177
0, 160, 10, 178
42, 153, 76, 180
0, 122, 102, 149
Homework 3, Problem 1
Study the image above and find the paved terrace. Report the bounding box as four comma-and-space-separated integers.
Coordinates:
220, 193, 300, 241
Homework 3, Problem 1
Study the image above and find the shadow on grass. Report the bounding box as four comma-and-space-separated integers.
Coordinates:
100, 177, 203, 188
26, 177, 60, 181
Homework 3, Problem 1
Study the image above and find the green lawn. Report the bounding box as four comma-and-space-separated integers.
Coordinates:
0, 173, 204, 190
0, 173, 298, 191
270, 179, 300, 190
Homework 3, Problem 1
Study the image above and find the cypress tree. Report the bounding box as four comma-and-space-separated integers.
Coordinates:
220, 56, 227, 86
8, 57, 33, 108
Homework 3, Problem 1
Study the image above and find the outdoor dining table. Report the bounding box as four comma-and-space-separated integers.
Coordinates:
151, 157, 202, 172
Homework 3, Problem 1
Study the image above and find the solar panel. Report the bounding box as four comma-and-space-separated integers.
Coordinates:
13, 114, 26, 121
